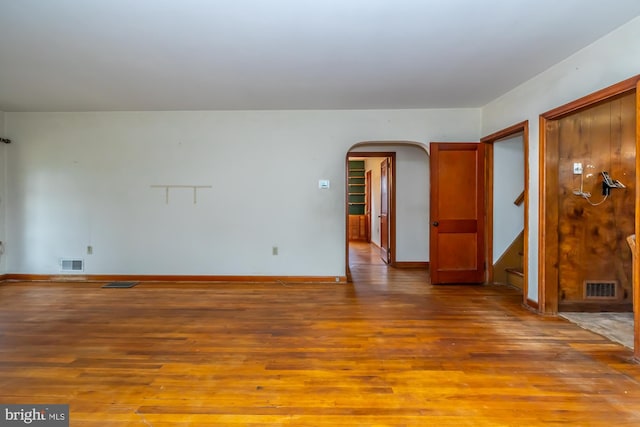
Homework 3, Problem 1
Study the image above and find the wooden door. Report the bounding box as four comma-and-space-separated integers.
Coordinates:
365, 170, 372, 243
430, 143, 485, 284
380, 158, 391, 264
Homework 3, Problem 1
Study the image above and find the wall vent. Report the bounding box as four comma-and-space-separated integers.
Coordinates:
584, 280, 618, 299
61, 259, 84, 272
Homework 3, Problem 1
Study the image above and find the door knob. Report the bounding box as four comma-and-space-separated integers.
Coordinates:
432, 221, 439, 227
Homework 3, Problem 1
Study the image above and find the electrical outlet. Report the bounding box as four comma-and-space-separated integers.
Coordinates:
573, 162, 583, 174
272, 246, 278, 256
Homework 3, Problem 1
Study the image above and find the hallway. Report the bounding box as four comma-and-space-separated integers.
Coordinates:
348, 241, 386, 267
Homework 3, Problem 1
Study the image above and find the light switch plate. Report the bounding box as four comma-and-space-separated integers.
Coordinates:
573, 162, 583, 175
318, 179, 330, 189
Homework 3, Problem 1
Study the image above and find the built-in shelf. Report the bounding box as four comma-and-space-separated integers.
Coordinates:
348, 160, 368, 241
348, 160, 366, 215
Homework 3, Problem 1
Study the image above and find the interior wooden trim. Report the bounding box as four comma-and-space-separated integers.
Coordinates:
480, 121, 528, 143
485, 142, 494, 284
3, 274, 348, 284
635, 80, 640, 360
345, 151, 397, 273
481, 121, 529, 308
538, 115, 553, 313
539, 76, 640, 315
522, 122, 530, 311
394, 262, 429, 269
390, 154, 397, 266
538, 116, 546, 312
542, 75, 640, 119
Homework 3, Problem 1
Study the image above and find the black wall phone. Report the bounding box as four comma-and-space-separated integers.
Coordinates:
601, 171, 625, 195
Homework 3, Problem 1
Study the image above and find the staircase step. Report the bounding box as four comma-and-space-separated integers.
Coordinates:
505, 267, 524, 277
505, 267, 524, 290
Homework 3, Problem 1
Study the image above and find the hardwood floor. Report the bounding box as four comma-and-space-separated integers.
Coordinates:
1, 270, 640, 425
349, 241, 385, 266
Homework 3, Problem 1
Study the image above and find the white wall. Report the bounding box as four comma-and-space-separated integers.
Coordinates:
394, 146, 430, 262
482, 16, 640, 301
493, 135, 524, 261
5, 109, 479, 276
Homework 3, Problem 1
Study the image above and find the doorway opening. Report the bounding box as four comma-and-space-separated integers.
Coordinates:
539, 76, 640, 359
346, 152, 395, 275
481, 121, 529, 307
345, 142, 431, 282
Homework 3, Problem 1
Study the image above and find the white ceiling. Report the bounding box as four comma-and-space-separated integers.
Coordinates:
1, 0, 640, 112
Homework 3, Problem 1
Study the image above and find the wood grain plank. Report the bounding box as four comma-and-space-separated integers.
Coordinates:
0, 269, 639, 425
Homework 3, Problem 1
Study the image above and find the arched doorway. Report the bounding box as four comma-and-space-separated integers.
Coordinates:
345, 141, 430, 281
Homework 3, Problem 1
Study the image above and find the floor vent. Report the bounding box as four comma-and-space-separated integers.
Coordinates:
584, 281, 618, 299
60, 259, 84, 272
102, 282, 138, 289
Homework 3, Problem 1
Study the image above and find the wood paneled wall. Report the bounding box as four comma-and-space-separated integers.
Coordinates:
557, 92, 636, 310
